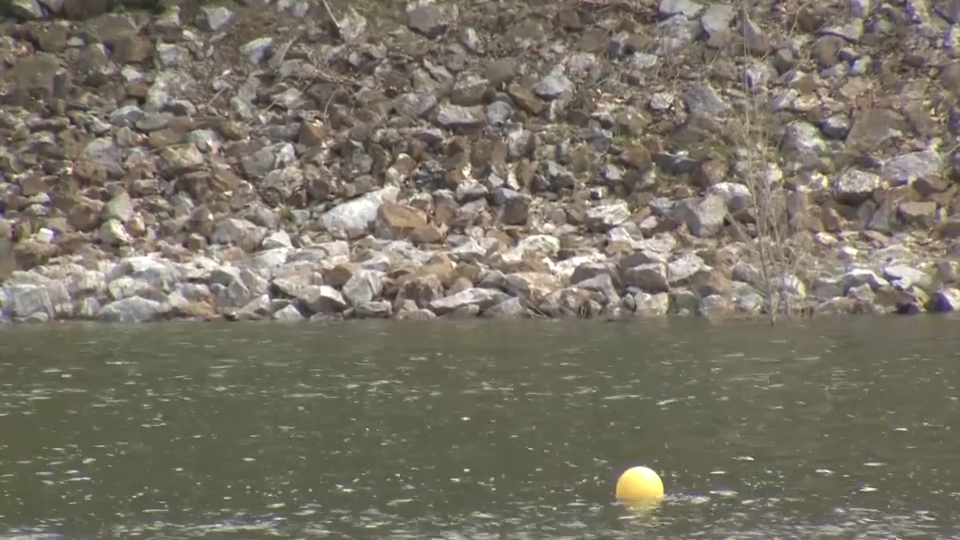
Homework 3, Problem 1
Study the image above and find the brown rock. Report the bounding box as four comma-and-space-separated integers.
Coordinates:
485, 59, 518, 87
691, 158, 727, 190
396, 274, 445, 308
64, 196, 104, 232
936, 218, 960, 239
185, 233, 207, 251
26, 23, 70, 53
820, 205, 843, 232
166, 302, 220, 321
178, 165, 242, 203
898, 201, 937, 228
845, 109, 905, 152
433, 197, 459, 226
299, 121, 327, 146
0, 223, 12, 282
689, 268, 733, 297
940, 62, 960, 95
377, 202, 429, 238
324, 263, 358, 288
111, 35, 154, 64
14, 240, 59, 270
506, 84, 544, 115
860, 229, 890, 245
409, 224, 444, 245
147, 128, 185, 149
20, 175, 47, 197
63, 0, 112, 19
448, 276, 473, 295
811, 35, 844, 68
913, 176, 951, 198
619, 145, 652, 171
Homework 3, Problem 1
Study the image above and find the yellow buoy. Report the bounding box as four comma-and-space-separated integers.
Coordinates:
615, 466, 665, 503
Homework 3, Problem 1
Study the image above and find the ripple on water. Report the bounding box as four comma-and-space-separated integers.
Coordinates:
1, 320, 959, 538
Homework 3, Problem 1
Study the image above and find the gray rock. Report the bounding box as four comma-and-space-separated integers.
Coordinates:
309, 286, 348, 314
882, 264, 932, 289
700, 3, 735, 37
158, 144, 204, 177
272, 304, 304, 321
212, 273, 258, 309
241, 146, 277, 179
10, 0, 45, 19
355, 301, 392, 319
659, 0, 704, 18
633, 291, 670, 316
932, 288, 960, 312
498, 189, 531, 226
623, 263, 670, 293
683, 83, 730, 116
484, 101, 513, 125
109, 105, 145, 126
261, 231, 293, 250
342, 269, 385, 306
782, 121, 827, 158
320, 187, 399, 237
673, 194, 726, 237
98, 219, 132, 246
211, 218, 266, 250
699, 294, 734, 318
115, 257, 182, 291
708, 182, 753, 213
239, 294, 272, 316
585, 201, 631, 232
667, 253, 708, 286
839, 268, 888, 294
240, 37, 274, 64
198, 5, 235, 31
156, 43, 189, 68
656, 14, 701, 54
880, 150, 942, 187
98, 297, 166, 323
104, 190, 134, 223
735, 288, 765, 315
833, 169, 881, 204
483, 297, 532, 318
408, 3, 459, 38
820, 19, 863, 42
82, 137, 122, 174
435, 104, 485, 128
394, 92, 438, 118
575, 273, 620, 305
567, 53, 598, 78
821, 114, 851, 139
845, 108, 902, 152
570, 261, 620, 287
3, 282, 71, 321
429, 287, 510, 315
532, 72, 573, 100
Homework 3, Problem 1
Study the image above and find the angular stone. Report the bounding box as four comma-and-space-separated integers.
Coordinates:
428, 287, 510, 315
98, 296, 166, 323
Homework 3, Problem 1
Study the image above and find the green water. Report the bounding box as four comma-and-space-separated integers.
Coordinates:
0, 317, 958, 538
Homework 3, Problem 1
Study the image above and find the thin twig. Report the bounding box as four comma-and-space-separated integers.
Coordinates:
319, 0, 343, 41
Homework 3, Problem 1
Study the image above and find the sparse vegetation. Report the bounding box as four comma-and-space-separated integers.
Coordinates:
728, 1, 809, 325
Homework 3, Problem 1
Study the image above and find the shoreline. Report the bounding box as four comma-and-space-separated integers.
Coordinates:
2, 0, 960, 324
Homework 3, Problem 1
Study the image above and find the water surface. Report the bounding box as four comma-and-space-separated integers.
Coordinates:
0, 317, 958, 538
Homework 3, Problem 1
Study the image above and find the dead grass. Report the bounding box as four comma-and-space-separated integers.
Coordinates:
729, 0, 817, 325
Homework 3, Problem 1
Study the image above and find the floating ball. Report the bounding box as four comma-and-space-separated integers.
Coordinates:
615, 466, 665, 503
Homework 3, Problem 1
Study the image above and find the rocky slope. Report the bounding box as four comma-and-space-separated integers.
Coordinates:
2, 0, 960, 323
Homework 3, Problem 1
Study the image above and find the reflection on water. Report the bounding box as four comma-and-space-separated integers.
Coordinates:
0, 317, 958, 539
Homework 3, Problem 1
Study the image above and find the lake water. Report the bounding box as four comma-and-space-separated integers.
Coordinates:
0, 317, 958, 539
